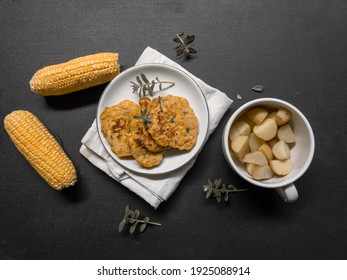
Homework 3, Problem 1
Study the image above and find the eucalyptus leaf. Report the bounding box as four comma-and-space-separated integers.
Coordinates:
184, 35, 195, 45
134, 210, 140, 219
206, 189, 212, 199
140, 217, 150, 232
136, 76, 142, 85
140, 73, 149, 84
150, 82, 155, 94
129, 210, 136, 218
224, 192, 229, 202
140, 223, 147, 232
213, 189, 222, 197
188, 47, 197, 54
130, 222, 138, 234
252, 85, 264, 92
118, 219, 126, 232
176, 48, 184, 57
214, 178, 222, 188
228, 184, 237, 191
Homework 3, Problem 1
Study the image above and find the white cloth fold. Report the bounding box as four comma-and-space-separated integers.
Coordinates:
80, 47, 233, 208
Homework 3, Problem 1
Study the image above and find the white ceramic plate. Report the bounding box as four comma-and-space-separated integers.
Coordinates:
96, 63, 209, 175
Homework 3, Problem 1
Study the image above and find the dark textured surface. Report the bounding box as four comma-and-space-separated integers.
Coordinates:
1, 0, 346, 260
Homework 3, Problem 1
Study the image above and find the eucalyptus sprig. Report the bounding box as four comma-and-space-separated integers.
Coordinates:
130, 73, 175, 98
173, 32, 197, 58
203, 179, 248, 203
118, 205, 161, 234
133, 108, 152, 127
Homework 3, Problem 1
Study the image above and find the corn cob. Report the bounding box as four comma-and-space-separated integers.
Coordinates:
4, 110, 77, 190
30, 52, 119, 96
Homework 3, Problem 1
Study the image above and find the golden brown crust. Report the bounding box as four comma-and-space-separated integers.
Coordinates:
147, 95, 199, 150
100, 94, 199, 168
138, 98, 167, 153
100, 100, 139, 157
100, 99, 165, 168
127, 128, 165, 168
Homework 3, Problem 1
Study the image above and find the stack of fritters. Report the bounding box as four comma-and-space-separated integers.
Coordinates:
100, 94, 199, 168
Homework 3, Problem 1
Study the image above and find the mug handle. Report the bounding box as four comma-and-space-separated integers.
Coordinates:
275, 183, 298, 203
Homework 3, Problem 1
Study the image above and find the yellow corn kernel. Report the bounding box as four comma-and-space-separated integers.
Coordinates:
30, 52, 119, 96
4, 110, 77, 190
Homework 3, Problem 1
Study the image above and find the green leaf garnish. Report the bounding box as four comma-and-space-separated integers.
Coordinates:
119, 205, 161, 234
202, 179, 247, 203
130, 73, 175, 98
173, 32, 197, 58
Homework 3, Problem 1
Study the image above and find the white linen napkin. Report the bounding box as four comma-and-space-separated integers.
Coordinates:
80, 47, 233, 208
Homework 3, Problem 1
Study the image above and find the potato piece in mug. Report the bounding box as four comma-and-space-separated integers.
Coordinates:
229, 121, 251, 141
253, 118, 278, 141
231, 135, 249, 161
266, 111, 277, 121
249, 132, 266, 152
252, 165, 274, 180
275, 107, 292, 126
267, 137, 279, 148
243, 151, 268, 166
270, 159, 293, 176
246, 107, 269, 125
277, 124, 295, 143
237, 114, 255, 129
258, 143, 274, 161
246, 163, 257, 176
272, 140, 290, 160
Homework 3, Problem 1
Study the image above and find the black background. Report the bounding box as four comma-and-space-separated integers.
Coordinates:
1, 0, 346, 260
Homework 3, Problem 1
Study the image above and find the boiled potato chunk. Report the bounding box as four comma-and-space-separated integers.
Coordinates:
231, 135, 249, 160
249, 132, 265, 152
229, 121, 251, 141
252, 165, 274, 180
277, 124, 295, 143
267, 137, 279, 148
270, 159, 293, 176
253, 118, 278, 141
237, 114, 255, 129
258, 143, 273, 161
246, 107, 269, 125
272, 140, 290, 160
275, 107, 292, 126
266, 111, 277, 121
243, 151, 268, 165
246, 163, 256, 176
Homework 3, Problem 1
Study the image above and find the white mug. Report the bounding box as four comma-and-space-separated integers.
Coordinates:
222, 98, 315, 203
